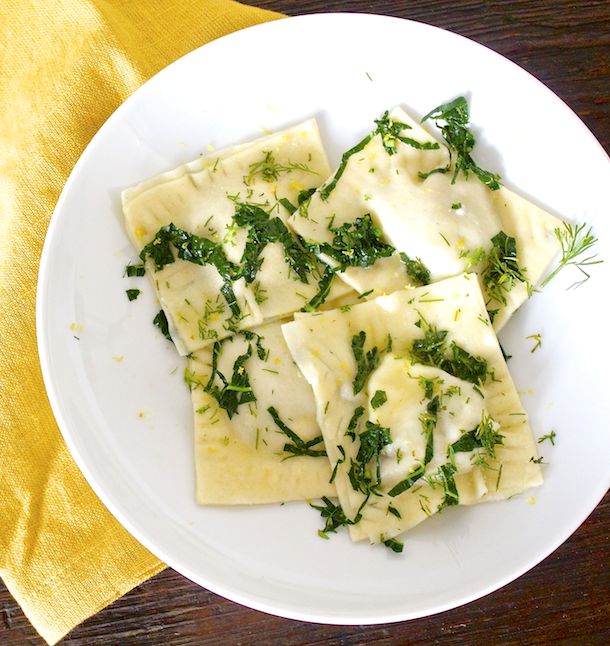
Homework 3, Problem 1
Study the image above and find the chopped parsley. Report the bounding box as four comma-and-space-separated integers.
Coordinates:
411, 320, 488, 387
233, 202, 316, 284
126, 288, 141, 301
399, 252, 431, 286
351, 331, 381, 394
301, 266, 336, 312
152, 309, 173, 343
125, 262, 145, 277
348, 421, 392, 497
345, 406, 365, 441
450, 412, 504, 459
481, 231, 529, 306
310, 497, 360, 538
204, 342, 256, 419
382, 536, 404, 553
140, 223, 241, 319
319, 110, 439, 200
267, 406, 327, 458
370, 390, 387, 409
420, 96, 501, 190
305, 214, 394, 271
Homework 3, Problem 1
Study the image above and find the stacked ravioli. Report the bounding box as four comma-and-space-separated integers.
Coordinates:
122, 104, 562, 546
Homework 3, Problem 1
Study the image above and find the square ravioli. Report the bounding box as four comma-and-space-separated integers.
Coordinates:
122, 119, 351, 355
282, 274, 542, 543
187, 319, 337, 505
288, 103, 563, 331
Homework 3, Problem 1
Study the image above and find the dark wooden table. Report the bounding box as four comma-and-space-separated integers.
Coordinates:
2, 1, 608, 643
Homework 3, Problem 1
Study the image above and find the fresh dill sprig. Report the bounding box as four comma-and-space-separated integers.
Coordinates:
541, 222, 602, 289
538, 430, 557, 446
245, 150, 317, 185
526, 333, 542, 353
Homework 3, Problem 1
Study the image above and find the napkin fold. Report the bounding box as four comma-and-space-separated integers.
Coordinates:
0, 1, 281, 643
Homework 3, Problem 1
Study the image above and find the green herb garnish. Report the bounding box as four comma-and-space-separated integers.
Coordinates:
481, 231, 528, 306
527, 333, 542, 353
204, 343, 256, 419
310, 496, 361, 538
125, 263, 145, 277
140, 223, 241, 319
382, 536, 404, 553
541, 222, 602, 289
305, 214, 394, 271
301, 266, 336, 312
451, 412, 504, 458
267, 406, 327, 458
320, 111, 438, 200
348, 421, 392, 496
411, 320, 488, 387
233, 202, 316, 284
351, 331, 380, 394
538, 430, 556, 445
153, 309, 173, 343
126, 288, 141, 301
330, 445, 346, 484
371, 390, 387, 409
399, 252, 431, 285
420, 96, 501, 190
345, 406, 365, 441
246, 150, 317, 185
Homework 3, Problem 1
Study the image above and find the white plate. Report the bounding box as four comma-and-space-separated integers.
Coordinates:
37, 13, 610, 624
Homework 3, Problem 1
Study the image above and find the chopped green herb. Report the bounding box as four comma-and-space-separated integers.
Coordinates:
267, 406, 327, 458
482, 231, 529, 306
387, 504, 402, 519
411, 320, 488, 387
204, 343, 256, 419
371, 390, 387, 409
305, 214, 394, 271
126, 288, 141, 301
310, 496, 360, 538
345, 406, 365, 441
351, 331, 380, 394
527, 333, 542, 353
388, 464, 425, 497
538, 430, 556, 446
278, 197, 297, 214
451, 412, 504, 458
153, 310, 173, 343
530, 456, 546, 464
541, 222, 602, 289
140, 223, 241, 319
451, 202, 463, 210
320, 110, 438, 200
301, 266, 335, 312
382, 536, 404, 553
330, 445, 346, 483
399, 252, 431, 285
348, 421, 392, 496
437, 463, 459, 509
246, 150, 317, 185
420, 96, 501, 190
233, 202, 316, 284
125, 263, 145, 277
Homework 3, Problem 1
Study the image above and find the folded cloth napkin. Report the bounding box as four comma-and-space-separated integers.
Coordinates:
0, 1, 281, 643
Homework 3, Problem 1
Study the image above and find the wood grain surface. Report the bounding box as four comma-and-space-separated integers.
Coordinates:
2, 1, 608, 644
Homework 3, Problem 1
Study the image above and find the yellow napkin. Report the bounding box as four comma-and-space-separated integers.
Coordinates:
0, 1, 281, 643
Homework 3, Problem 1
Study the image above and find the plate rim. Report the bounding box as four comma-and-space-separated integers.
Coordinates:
36, 11, 610, 625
